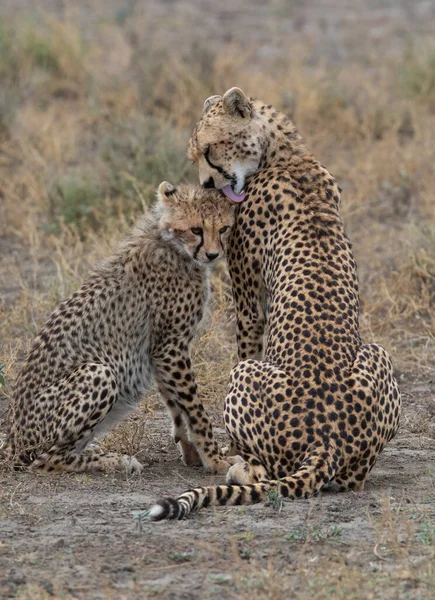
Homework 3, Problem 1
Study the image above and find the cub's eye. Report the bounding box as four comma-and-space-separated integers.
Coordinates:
203, 145, 210, 157
190, 227, 203, 236
219, 226, 229, 234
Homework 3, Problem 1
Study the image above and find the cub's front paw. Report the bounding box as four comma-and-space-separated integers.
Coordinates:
179, 440, 203, 467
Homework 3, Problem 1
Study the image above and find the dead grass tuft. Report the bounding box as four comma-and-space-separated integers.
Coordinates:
1, 9, 433, 381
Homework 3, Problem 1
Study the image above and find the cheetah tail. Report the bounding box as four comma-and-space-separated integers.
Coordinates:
142, 451, 334, 521
142, 482, 270, 521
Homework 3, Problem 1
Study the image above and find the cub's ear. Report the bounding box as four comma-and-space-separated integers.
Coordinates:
157, 181, 177, 204
203, 95, 222, 114
222, 87, 252, 118
155, 182, 177, 231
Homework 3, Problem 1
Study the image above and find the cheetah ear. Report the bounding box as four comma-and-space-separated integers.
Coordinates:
222, 87, 252, 118
203, 95, 222, 114
156, 181, 177, 222
156, 182, 177, 231
157, 181, 177, 204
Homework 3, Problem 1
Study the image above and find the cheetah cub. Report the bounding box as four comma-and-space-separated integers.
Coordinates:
5, 183, 235, 475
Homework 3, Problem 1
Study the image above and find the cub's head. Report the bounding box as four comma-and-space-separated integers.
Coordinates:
188, 87, 265, 203
156, 182, 235, 266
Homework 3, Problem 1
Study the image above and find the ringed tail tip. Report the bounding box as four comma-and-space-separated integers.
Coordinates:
135, 497, 185, 522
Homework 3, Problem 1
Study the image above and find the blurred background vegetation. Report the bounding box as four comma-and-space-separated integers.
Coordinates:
0, 0, 434, 388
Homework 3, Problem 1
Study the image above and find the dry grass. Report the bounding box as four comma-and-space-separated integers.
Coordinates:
200, 493, 435, 600
0, 6, 433, 389
1, 7, 434, 430
153, 492, 434, 600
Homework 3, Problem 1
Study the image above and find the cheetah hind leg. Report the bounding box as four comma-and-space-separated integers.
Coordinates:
323, 472, 366, 493
322, 462, 366, 493
325, 343, 401, 494
31, 362, 143, 474
34, 443, 142, 474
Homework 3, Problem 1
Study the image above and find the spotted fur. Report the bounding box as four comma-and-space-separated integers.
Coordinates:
5, 184, 235, 474
147, 89, 401, 519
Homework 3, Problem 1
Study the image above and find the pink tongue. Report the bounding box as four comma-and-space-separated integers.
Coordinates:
222, 185, 246, 203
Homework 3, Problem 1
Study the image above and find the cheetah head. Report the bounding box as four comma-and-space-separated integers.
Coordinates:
156, 182, 235, 265
188, 87, 266, 202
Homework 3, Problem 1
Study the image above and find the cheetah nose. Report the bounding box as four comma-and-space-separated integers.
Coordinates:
206, 252, 219, 261
203, 177, 215, 189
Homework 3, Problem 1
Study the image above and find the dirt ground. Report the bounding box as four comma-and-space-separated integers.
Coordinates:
1, 0, 435, 598
1, 382, 435, 600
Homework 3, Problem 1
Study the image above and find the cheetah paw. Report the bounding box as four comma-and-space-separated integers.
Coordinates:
178, 440, 203, 467
206, 458, 232, 475
226, 454, 244, 466
225, 462, 252, 485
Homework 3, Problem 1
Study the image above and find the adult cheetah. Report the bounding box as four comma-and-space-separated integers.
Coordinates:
5, 183, 235, 475
145, 88, 401, 520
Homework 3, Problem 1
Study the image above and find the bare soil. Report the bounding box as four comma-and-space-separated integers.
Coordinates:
1, 380, 434, 600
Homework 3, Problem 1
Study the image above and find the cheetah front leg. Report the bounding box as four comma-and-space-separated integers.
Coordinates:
168, 402, 202, 467
234, 296, 266, 361
153, 347, 230, 475
228, 244, 266, 361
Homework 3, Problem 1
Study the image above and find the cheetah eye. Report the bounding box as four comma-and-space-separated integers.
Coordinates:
203, 145, 210, 157
190, 227, 203, 236
219, 226, 229, 234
